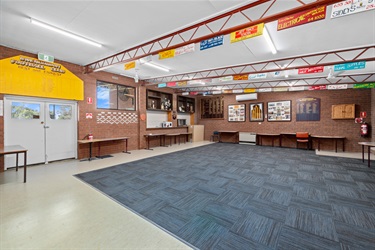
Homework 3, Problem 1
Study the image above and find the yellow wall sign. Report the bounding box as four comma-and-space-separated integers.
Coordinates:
159, 49, 175, 60
124, 61, 136, 70
230, 23, 264, 43
0, 55, 84, 100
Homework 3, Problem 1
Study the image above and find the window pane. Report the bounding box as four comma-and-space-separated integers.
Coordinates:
49, 104, 72, 120
11, 102, 40, 119
97, 82, 117, 109
118, 85, 136, 110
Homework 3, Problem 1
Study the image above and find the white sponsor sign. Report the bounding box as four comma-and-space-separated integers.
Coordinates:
249, 73, 267, 79
289, 86, 305, 91
258, 88, 272, 92
232, 89, 244, 94
273, 87, 289, 92
175, 43, 195, 56
212, 90, 222, 95
219, 76, 233, 82
331, 0, 375, 19
328, 84, 348, 89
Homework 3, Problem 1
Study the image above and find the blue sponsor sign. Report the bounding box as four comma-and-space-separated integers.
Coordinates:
157, 83, 167, 88
334, 61, 366, 71
200, 35, 224, 51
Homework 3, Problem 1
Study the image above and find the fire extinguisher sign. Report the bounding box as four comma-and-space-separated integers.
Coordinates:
87, 97, 93, 104
360, 112, 367, 118
86, 113, 93, 119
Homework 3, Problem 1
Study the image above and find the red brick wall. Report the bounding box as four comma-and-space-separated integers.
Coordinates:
197, 89, 372, 152
372, 88, 375, 140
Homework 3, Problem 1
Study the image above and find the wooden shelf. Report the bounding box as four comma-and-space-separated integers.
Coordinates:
332, 104, 355, 119
146, 90, 173, 111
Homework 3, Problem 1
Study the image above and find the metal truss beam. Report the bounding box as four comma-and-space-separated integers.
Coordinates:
145, 45, 375, 83
174, 73, 375, 93
85, 0, 343, 73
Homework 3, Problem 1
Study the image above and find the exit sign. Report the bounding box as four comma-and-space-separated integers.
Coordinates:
38, 53, 54, 63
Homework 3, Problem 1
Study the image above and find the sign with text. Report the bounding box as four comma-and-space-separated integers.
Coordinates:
167, 82, 176, 87
219, 76, 233, 82
230, 23, 264, 43
331, 0, 375, 19
258, 88, 272, 92
200, 35, 224, 50
157, 83, 167, 88
353, 83, 375, 88
233, 74, 249, 81
277, 6, 326, 30
159, 49, 175, 60
298, 66, 324, 74
309, 85, 327, 90
327, 84, 348, 89
249, 73, 267, 79
175, 43, 195, 56
177, 81, 187, 86
38, 53, 54, 63
334, 61, 366, 71
124, 61, 136, 70
244, 88, 256, 93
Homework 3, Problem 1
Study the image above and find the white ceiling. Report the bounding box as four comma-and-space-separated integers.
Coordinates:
1, 0, 374, 91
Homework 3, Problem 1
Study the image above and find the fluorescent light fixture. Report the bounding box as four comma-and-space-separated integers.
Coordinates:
30, 18, 102, 48
143, 62, 170, 72
263, 26, 277, 54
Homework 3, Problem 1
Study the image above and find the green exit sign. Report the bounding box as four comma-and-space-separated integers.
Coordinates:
38, 53, 54, 63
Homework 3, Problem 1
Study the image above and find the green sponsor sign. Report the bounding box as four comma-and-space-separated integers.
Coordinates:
38, 53, 54, 63
353, 83, 375, 89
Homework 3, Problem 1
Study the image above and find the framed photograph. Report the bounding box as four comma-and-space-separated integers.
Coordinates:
249, 102, 264, 122
296, 97, 320, 121
228, 104, 245, 122
267, 100, 291, 121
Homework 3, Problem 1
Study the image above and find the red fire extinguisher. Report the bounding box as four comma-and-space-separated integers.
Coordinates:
360, 123, 368, 137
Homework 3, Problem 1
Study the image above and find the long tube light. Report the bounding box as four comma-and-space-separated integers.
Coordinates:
143, 62, 170, 72
263, 26, 277, 54
30, 18, 102, 48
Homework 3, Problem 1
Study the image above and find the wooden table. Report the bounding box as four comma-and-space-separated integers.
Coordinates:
310, 135, 345, 152
144, 133, 166, 150
358, 142, 375, 168
218, 131, 239, 144
0, 145, 27, 183
78, 137, 130, 161
179, 132, 192, 143
257, 133, 280, 147
280, 132, 296, 147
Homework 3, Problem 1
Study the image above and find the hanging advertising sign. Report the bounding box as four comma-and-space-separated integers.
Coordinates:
298, 66, 324, 74
277, 6, 326, 31
200, 35, 224, 50
249, 73, 267, 79
222, 89, 233, 94
219, 76, 233, 82
331, 0, 375, 19
233, 74, 249, 80
289, 86, 305, 91
230, 23, 264, 43
212, 90, 222, 95
177, 81, 188, 86
258, 88, 272, 92
175, 43, 195, 56
273, 87, 289, 92
182, 92, 189, 96
232, 89, 244, 94
327, 84, 348, 90
308, 85, 327, 90
124, 61, 136, 70
244, 88, 256, 93
159, 49, 175, 60
167, 82, 176, 87
353, 83, 375, 89
334, 61, 366, 71
158, 83, 167, 88
190, 91, 198, 95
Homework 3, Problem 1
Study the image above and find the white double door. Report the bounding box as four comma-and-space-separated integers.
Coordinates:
4, 96, 77, 169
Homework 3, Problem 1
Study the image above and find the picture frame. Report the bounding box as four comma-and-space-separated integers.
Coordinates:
267, 100, 291, 121
296, 97, 320, 121
228, 104, 246, 122
249, 102, 264, 122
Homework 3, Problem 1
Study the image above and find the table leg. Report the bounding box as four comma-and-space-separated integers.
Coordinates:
279, 135, 282, 147
145, 136, 153, 150
335, 139, 337, 153
362, 145, 365, 162
24, 151, 27, 183
271, 137, 274, 147
123, 139, 131, 154
89, 142, 93, 161
318, 139, 321, 151
342, 139, 345, 152
368, 147, 371, 168
16, 152, 19, 171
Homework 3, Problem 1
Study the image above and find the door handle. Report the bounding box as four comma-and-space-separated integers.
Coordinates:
44, 125, 50, 129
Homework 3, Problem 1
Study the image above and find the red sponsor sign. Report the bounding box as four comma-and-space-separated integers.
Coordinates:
277, 6, 326, 31
308, 85, 327, 91
167, 82, 176, 87
190, 91, 199, 96
298, 66, 324, 74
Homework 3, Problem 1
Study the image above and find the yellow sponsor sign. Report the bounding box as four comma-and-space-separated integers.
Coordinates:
230, 23, 264, 43
0, 55, 83, 100
124, 61, 135, 70
159, 49, 175, 60
244, 88, 256, 93
177, 81, 187, 86
233, 74, 249, 81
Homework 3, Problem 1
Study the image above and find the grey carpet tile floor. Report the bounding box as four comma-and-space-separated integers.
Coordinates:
76, 143, 375, 250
